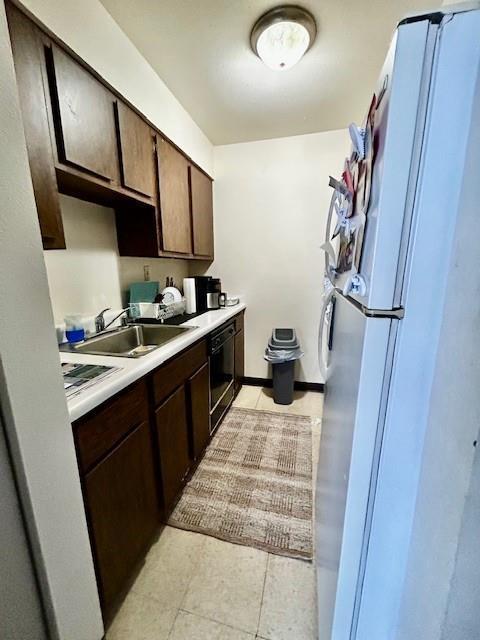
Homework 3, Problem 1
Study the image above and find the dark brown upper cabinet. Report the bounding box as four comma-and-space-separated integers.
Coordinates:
49, 45, 119, 182
116, 102, 156, 198
157, 137, 192, 255
6, 3, 65, 249
6, 1, 215, 257
190, 166, 214, 259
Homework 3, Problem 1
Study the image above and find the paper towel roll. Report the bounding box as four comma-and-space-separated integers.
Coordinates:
183, 278, 197, 314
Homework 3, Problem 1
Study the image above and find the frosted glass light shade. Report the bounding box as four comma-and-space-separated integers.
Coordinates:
251, 6, 317, 71
256, 21, 310, 70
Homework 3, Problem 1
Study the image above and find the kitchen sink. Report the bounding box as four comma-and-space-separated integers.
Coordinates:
60, 324, 195, 358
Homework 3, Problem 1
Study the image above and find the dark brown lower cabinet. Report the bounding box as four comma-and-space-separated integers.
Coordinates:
188, 362, 210, 461
155, 385, 191, 514
71, 327, 242, 618
234, 328, 245, 397
84, 421, 158, 614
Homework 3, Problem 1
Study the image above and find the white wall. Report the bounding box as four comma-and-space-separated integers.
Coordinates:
0, 3, 103, 637
44, 195, 189, 325
44, 196, 122, 323
19, 0, 213, 174
119, 257, 188, 304
197, 129, 349, 383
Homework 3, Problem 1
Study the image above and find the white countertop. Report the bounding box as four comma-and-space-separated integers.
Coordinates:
62, 304, 246, 422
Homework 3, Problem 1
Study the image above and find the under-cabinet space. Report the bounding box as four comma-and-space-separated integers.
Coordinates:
116, 203, 161, 257
157, 136, 192, 255
154, 385, 191, 515
84, 421, 158, 616
47, 45, 119, 183
116, 102, 156, 198
190, 165, 214, 259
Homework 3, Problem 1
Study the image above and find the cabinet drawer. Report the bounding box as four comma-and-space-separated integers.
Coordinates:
74, 380, 149, 473
234, 312, 244, 333
152, 340, 207, 406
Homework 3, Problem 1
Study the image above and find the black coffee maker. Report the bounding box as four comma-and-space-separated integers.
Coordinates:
194, 276, 226, 311
193, 276, 211, 313
206, 278, 226, 310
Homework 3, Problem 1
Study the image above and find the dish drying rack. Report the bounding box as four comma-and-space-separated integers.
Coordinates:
129, 299, 186, 322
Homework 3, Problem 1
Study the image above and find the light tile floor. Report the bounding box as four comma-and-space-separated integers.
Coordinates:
107, 387, 324, 640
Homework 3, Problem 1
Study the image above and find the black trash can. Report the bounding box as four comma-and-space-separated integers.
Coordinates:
265, 328, 303, 405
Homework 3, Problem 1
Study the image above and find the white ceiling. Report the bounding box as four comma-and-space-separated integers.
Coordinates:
100, 0, 438, 145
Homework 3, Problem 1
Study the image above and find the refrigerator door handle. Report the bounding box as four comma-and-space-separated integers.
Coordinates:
318, 286, 336, 381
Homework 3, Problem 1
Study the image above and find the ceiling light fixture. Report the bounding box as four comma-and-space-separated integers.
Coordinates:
250, 5, 317, 71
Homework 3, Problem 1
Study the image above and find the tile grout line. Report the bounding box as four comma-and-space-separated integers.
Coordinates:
177, 533, 209, 611
165, 606, 182, 640
166, 530, 212, 638
177, 545, 270, 636
253, 387, 262, 410
256, 552, 270, 637
177, 607, 257, 636
127, 539, 207, 640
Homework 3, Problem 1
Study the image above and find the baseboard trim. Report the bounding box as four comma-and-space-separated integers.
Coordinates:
242, 376, 324, 393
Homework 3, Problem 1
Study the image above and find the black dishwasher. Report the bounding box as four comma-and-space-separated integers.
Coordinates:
209, 321, 235, 434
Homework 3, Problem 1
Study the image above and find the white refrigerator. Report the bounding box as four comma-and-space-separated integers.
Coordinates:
316, 6, 480, 640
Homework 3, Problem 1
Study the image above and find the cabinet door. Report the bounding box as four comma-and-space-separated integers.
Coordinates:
234, 328, 245, 396
189, 362, 210, 460
50, 45, 118, 181
116, 102, 155, 197
157, 137, 192, 254
84, 421, 158, 614
155, 385, 190, 513
6, 4, 65, 249
190, 166, 214, 258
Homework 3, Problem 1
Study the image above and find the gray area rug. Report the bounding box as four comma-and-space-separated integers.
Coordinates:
168, 407, 313, 560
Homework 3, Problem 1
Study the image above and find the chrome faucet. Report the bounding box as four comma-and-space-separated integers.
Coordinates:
94, 307, 130, 333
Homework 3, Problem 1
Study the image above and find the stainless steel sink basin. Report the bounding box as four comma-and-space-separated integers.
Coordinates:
60, 324, 195, 358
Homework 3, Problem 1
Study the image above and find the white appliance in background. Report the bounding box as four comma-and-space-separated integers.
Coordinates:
183, 278, 197, 314
316, 7, 480, 640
